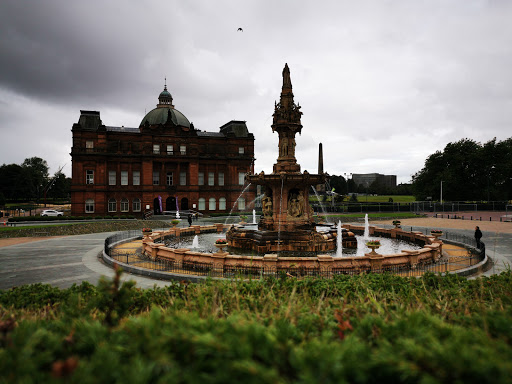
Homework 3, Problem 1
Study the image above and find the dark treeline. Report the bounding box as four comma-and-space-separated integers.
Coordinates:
0, 157, 70, 205
328, 175, 412, 197
412, 137, 512, 201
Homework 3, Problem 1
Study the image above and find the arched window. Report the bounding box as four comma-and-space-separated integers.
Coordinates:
238, 197, 246, 210
133, 198, 141, 212
209, 197, 216, 211
108, 198, 117, 213
85, 199, 95, 213
198, 198, 205, 210
121, 198, 129, 212
219, 197, 226, 210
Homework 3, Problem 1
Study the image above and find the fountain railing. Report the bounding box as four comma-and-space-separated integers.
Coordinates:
137, 223, 446, 273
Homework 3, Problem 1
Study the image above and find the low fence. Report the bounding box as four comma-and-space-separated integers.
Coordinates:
104, 226, 486, 280
311, 201, 509, 214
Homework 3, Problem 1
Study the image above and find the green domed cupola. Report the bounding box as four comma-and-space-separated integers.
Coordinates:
139, 79, 191, 128
158, 78, 173, 107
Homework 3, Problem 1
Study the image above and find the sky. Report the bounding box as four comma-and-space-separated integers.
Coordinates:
1, 0, 511, 184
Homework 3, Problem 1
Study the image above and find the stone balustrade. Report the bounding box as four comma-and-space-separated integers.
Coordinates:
140, 223, 443, 273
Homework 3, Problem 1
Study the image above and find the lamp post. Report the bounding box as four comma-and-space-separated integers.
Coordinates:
440, 180, 444, 207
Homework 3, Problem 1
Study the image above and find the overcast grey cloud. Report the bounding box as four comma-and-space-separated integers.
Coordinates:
1, 0, 511, 183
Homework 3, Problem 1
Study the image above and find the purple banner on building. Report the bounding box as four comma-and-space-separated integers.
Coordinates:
175, 196, 179, 211
158, 196, 163, 212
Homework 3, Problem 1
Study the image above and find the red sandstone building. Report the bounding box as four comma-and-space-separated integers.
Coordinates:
70, 84, 255, 216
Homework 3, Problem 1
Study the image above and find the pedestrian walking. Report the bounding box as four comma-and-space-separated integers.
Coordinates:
474, 226, 483, 248
188, 214, 193, 227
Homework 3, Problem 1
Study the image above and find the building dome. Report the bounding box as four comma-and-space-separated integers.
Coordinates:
140, 107, 191, 128
140, 81, 190, 128
159, 88, 172, 99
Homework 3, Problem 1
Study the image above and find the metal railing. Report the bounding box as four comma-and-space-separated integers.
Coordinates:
104, 229, 485, 280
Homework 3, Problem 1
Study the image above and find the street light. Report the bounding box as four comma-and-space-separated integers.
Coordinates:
440, 180, 444, 204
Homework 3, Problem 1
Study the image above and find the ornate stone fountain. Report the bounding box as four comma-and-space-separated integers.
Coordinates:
226, 64, 357, 254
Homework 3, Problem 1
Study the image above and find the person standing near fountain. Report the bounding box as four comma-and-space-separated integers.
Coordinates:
188, 214, 193, 227
475, 226, 483, 248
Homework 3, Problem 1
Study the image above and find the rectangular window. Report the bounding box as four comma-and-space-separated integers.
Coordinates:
208, 172, 214, 186
153, 144, 160, 154
239, 147, 244, 154
180, 145, 186, 155
198, 198, 205, 210
86, 140, 94, 149
238, 172, 245, 186
167, 144, 173, 155
86, 170, 94, 185
133, 171, 140, 186
153, 171, 160, 185
166, 172, 173, 186
121, 171, 128, 186
121, 199, 129, 212
108, 171, 116, 186
108, 199, 116, 212
180, 171, 186, 186
218, 172, 224, 186
85, 199, 94, 213
219, 197, 226, 210
133, 199, 141, 212
198, 172, 204, 185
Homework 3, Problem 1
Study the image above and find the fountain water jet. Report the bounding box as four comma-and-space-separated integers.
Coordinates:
226, 64, 357, 253
364, 214, 369, 239
191, 235, 199, 248
336, 221, 343, 257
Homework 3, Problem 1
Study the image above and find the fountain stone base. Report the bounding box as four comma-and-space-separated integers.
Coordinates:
227, 224, 357, 254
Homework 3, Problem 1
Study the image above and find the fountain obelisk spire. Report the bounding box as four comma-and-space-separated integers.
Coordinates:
272, 63, 302, 173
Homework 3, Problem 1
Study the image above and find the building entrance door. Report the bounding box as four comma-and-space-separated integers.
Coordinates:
153, 198, 161, 215
166, 196, 176, 212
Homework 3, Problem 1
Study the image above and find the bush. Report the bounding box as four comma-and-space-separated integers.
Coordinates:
1, 272, 512, 382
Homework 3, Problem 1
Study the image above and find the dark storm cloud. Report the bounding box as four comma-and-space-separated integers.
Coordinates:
1, 0, 512, 182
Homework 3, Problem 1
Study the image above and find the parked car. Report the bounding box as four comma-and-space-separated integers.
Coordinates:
41, 210, 63, 217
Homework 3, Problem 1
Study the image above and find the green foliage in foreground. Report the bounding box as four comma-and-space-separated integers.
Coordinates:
1, 270, 512, 383
0, 220, 172, 238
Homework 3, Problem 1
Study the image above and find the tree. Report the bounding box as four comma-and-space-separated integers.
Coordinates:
21, 157, 49, 202
412, 137, 512, 201
46, 171, 71, 199
0, 164, 30, 200
329, 175, 348, 195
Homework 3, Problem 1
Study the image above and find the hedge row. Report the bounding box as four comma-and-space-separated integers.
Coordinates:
8, 215, 136, 222
1, 271, 511, 383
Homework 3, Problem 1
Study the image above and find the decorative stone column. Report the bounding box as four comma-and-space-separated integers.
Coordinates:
403, 250, 419, 269
263, 254, 278, 271
369, 256, 384, 272
317, 255, 333, 278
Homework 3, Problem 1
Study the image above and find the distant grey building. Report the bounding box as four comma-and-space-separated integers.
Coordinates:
352, 173, 397, 189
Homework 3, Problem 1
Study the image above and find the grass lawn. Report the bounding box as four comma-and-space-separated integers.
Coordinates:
359, 195, 416, 203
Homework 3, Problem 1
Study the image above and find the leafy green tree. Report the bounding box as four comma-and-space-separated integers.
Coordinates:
329, 175, 348, 195
21, 157, 49, 202
0, 164, 31, 200
46, 171, 71, 199
412, 138, 512, 201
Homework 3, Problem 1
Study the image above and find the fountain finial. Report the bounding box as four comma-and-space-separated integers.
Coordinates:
283, 63, 292, 90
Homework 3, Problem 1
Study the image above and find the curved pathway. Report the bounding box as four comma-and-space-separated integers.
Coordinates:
0, 217, 511, 289
0, 232, 170, 290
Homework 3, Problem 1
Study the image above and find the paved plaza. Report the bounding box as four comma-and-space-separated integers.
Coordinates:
0, 218, 511, 290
